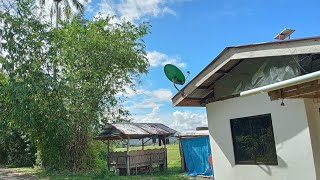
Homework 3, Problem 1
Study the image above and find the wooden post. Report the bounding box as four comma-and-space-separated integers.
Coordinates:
164, 136, 167, 169
149, 153, 152, 174
126, 137, 130, 176
179, 139, 186, 171
107, 140, 110, 153
107, 140, 110, 171
142, 138, 144, 150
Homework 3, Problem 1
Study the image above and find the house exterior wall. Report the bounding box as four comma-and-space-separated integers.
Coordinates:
304, 99, 320, 179
206, 93, 317, 180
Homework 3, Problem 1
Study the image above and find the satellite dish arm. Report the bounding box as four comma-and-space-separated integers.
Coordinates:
172, 77, 185, 96
173, 78, 180, 91
185, 71, 190, 81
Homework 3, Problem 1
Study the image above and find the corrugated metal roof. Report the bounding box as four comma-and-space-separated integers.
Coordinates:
172, 36, 320, 107
95, 123, 177, 140
177, 130, 209, 138
113, 124, 148, 135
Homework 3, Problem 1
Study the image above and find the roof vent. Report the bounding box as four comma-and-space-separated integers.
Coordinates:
274, 28, 295, 40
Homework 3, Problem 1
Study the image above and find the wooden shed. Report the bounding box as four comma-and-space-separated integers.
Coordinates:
95, 123, 177, 176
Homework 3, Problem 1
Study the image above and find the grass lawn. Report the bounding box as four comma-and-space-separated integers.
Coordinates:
9, 144, 195, 180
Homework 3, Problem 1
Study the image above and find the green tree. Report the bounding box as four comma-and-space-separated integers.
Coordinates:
0, 1, 149, 170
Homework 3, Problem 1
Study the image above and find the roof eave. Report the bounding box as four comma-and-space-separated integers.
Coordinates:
172, 36, 320, 107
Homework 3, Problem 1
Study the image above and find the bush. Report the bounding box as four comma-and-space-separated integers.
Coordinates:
0, 130, 36, 167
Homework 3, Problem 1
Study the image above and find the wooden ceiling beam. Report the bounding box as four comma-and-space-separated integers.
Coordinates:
205, 94, 240, 104
217, 70, 228, 74
178, 98, 205, 107
204, 89, 215, 100
195, 60, 244, 93
197, 86, 210, 89
268, 80, 320, 100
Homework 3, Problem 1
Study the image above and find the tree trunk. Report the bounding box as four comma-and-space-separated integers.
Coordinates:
55, 1, 59, 28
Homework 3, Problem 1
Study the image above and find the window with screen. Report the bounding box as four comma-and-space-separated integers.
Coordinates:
230, 114, 278, 165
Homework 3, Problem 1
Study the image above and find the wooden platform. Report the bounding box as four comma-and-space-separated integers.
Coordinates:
107, 148, 167, 175
268, 80, 320, 100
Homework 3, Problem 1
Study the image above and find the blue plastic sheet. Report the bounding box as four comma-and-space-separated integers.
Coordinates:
181, 136, 213, 177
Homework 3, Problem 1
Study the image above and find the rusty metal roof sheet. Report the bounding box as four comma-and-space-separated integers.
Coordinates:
95, 123, 177, 140
177, 130, 209, 138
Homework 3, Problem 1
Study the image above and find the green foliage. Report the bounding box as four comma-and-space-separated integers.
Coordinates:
0, 1, 149, 171
0, 128, 36, 167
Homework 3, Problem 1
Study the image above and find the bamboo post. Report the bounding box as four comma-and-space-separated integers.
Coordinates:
149, 153, 152, 174
126, 137, 130, 176
107, 140, 110, 153
179, 139, 186, 171
107, 140, 110, 171
164, 136, 167, 169
142, 138, 144, 150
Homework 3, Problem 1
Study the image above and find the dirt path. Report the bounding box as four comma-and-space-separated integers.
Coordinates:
0, 168, 36, 180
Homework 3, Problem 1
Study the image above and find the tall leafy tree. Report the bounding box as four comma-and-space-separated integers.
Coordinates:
0, 1, 149, 170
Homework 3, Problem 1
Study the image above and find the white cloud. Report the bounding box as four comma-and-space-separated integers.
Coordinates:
152, 89, 173, 101
126, 88, 173, 110
132, 110, 208, 132
130, 100, 162, 110
96, 0, 118, 22
147, 51, 186, 68
0, 0, 15, 13
96, 0, 177, 23
133, 106, 161, 123
116, 85, 137, 97
83, 0, 94, 15
171, 111, 208, 131
118, 0, 176, 22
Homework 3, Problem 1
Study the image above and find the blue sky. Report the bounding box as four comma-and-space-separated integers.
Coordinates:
80, 0, 320, 131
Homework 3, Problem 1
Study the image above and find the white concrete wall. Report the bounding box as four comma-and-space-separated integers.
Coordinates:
206, 93, 317, 180
304, 99, 320, 179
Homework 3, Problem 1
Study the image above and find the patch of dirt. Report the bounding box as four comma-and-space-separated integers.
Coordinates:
0, 168, 36, 180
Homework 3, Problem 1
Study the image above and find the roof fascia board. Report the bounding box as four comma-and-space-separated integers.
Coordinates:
231, 39, 320, 60
172, 38, 320, 107
172, 48, 235, 107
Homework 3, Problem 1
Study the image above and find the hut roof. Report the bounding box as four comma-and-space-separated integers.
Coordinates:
95, 123, 177, 140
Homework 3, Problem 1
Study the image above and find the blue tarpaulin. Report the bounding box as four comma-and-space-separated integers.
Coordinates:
181, 136, 213, 177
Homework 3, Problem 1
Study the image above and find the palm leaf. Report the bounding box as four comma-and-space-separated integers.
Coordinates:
50, 1, 54, 24
71, 0, 85, 13
64, 0, 71, 20
39, 0, 46, 6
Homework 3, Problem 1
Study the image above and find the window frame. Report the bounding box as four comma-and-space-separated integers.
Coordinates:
230, 113, 278, 166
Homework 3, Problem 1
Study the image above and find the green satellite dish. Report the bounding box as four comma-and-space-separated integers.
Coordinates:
164, 64, 189, 91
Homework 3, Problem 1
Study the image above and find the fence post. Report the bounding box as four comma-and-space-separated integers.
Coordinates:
149, 153, 152, 174
142, 138, 144, 150
164, 136, 167, 169
126, 137, 130, 176
107, 140, 110, 171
